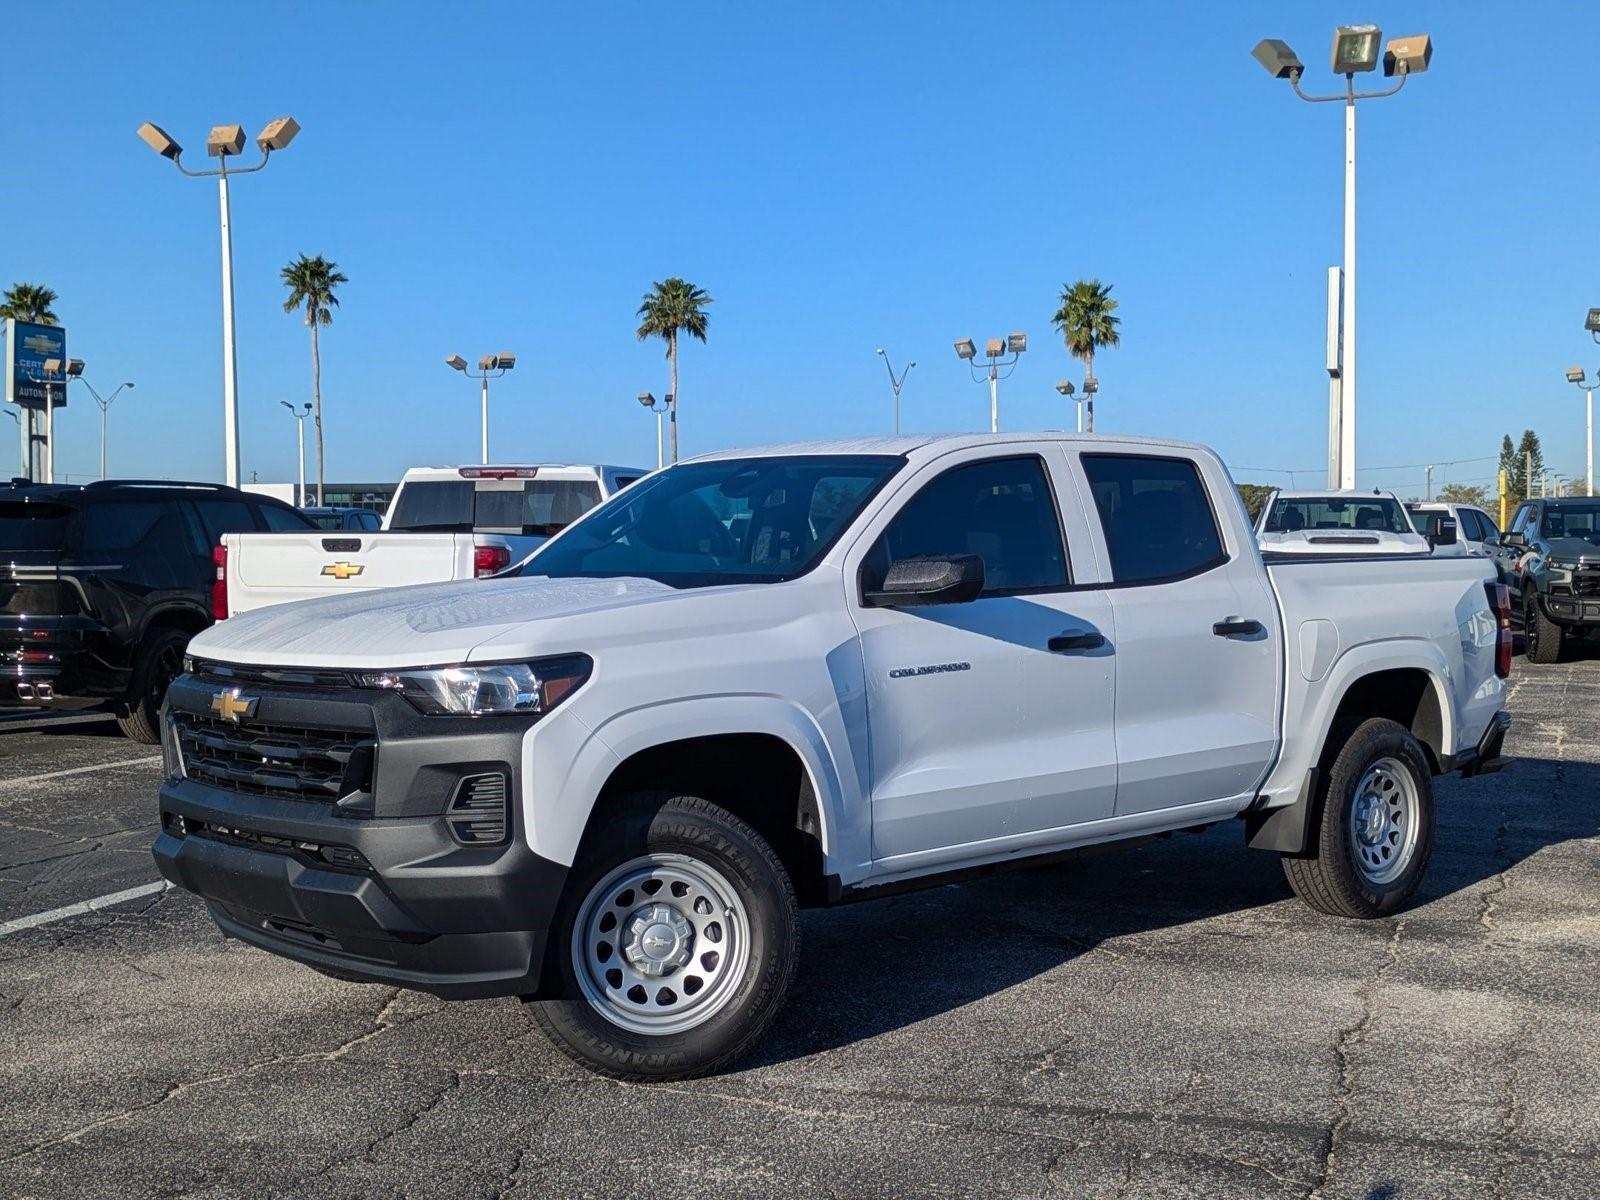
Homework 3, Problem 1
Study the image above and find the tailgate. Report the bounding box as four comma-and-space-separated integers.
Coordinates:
224, 532, 477, 614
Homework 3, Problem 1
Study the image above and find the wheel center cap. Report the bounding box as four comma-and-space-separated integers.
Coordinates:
621, 903, 693, 976
1356, 794, 1388, 845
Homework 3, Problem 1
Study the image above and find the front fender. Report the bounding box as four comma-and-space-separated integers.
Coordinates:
521, 694, 858, 872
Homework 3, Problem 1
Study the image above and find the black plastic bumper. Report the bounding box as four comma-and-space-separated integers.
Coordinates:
153, 673, 569, 1000
1540, 593, 1600, 626
1457, 709, 1512, 778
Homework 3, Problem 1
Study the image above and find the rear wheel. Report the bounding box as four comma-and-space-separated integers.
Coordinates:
116, 628, 188, 744
1524, 588, 1564, 664
1283, 718, 1434, 919
528, 793, 799, 1080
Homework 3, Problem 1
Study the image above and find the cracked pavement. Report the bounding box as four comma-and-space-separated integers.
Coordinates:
1, 656, 1597, 1199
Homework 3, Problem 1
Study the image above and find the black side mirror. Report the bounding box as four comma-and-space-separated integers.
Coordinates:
1426, 518, 1458, 548
863, 554, 985, 607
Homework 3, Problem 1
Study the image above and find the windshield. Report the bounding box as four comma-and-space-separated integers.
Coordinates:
1265, 496, 1412, 535
388, 478, 604, 536
1543, 503, 1600, 543
521, 455, 902, 587
0, 501, 75, 551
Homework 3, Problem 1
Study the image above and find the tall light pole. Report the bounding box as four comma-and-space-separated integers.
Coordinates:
280, 401, 311, 505
67, 378, 133, 481
638, 392, 670, 470
446, 353, 516, 463
955, 333, 1026, 432
22, 357, 82, 484
137, 117, 300, 488
1055, 380, 1082, 432
1564, 365, 1597, 498
875, 349, 915, 434
1252, 30, 1432, 490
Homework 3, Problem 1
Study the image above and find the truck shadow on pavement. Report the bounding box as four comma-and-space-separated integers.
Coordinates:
746, 755, 1599, 1067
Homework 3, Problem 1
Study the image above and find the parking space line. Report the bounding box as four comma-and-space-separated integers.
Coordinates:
0, 756, 162, 790
0, 881, 172, 938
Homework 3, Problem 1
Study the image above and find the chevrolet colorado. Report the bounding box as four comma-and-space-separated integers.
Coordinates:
153, 434, 1512, 1080
1256, 489, 1432, 555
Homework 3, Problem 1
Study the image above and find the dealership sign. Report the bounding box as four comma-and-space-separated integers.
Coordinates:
3, 318, 69, 410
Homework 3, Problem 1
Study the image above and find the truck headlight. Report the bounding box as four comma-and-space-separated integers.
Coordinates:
356, 655, 591, 718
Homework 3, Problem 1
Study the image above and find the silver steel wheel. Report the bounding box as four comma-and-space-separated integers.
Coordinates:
570, 852, 751, 1036
1347, 756, 1420, 886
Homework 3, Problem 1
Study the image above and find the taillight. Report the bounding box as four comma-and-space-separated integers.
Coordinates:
1485, 581, 1512, 678
474, 544, 511, 578
212, 545, 229, 620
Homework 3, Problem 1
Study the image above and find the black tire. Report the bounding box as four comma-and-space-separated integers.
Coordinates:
528, 792, 799, 1081
115, 628, 188, 744
1283, 718, 1435, 919
1524, 588, 1564, 664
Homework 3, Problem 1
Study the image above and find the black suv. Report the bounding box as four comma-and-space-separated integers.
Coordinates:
1494, 497, 1600, 662
0, 480, 315, 740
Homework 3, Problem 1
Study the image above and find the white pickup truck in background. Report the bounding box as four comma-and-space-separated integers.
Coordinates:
216, 463, 644, 616
1256, 489, 1434, 555
158, 433, 1512, 1081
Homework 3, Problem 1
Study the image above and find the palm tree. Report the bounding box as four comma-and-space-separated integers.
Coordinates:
636, 278, 713, 462
0, 282, 59, 325
1050, 279, 1121, 432
280, 255, 347, 504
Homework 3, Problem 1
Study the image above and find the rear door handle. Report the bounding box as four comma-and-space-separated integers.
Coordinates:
1048, 630, 1107, 653
1212, 618, 1265, 638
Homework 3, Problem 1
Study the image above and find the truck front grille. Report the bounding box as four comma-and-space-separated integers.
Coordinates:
172, 712, 375, 800
1574, 571, 1600, 598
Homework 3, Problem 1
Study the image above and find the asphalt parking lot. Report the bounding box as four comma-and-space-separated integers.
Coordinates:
1, 656, 1597, 1200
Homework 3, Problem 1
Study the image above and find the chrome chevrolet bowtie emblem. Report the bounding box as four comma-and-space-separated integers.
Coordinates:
210, 687, 258, 723
321, 561, 364, 580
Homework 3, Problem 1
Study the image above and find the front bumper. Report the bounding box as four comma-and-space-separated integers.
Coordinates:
1539, 592, 1600, 626
153, 670, 568, 999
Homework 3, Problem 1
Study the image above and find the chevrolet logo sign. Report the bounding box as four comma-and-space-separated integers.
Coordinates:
321, 561, 365, 580
209, 687, 258, 723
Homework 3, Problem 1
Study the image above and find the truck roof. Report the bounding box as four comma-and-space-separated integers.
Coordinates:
688, 431, 1220, 464
397, 464, 645, 480
1269, 488, 1404, 501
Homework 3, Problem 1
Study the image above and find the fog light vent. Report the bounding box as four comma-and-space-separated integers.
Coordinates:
448, 773, 509, 845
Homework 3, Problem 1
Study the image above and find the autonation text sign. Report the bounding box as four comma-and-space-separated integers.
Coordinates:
3, 318, 68, 409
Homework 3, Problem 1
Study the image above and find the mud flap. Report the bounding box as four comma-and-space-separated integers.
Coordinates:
1244, 769, 1319, 855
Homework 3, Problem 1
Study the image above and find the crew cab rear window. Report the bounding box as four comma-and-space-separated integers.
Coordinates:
863, 456, 1068, 595
0, 500, 74, 550
1082, 454, 1226, 584
389, 479, 603, 536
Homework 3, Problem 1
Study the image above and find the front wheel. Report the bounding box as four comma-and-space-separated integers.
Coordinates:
1283, 718, 1434, 919
1524, 589, 1564, 664
528, 793, 799, 1080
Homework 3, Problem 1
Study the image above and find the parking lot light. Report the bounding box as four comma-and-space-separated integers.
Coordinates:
1056, 379, 1084, 432
953, 338, 977, 361
1564, 358, 1598, 497
957, 332, 1027, 433
1331, 24, 1382, 74
1566, 367, 1585, 385
876, 349, 915, 435
1251, 39, 1303, 79
1587, 308, 1600, 335
137, 113, 301, 487
446, 351, 516, 464
638, 391, 668, 468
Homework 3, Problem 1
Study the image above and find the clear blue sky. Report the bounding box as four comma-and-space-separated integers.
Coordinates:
6, 1, 1598, 497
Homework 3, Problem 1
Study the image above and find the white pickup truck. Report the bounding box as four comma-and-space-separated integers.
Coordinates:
154, 433, 1512, 1081
216, 463, 644, 616
1256, 488, 1434, 555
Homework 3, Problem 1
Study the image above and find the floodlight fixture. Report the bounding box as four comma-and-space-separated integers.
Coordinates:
985, 337, 1005, 358
255, 116, 300, 153
478, 354, 497, 371
1567, 367, 1586, 384
1055, 380, 1075, 396
1331, 24, 1382, 75
65, 358, 84, 377
136, 122, 183, 160
638, 391, 657, 408
1083, 376, 1099, 395
494, 352, 516, 371
1251, 39, 1303, 80
41, 358, 62, 374
1007, 331, 1027, 354
1586, 308, 1600, 334
1382, 34, 1432, 77
206, 124, 246, 157
445, 354, 468, 371
875, 347, 885, 356
954, 338, 977, 361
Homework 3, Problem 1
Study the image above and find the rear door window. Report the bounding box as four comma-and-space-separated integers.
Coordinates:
258, 503, 312, 532
1081, 454, 1227, 585
79, 500, 172, 552
0, 500, 75, 551
194, 499, 259, 544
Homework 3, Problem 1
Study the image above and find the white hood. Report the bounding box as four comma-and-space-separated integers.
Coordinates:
188, 575, 680, 668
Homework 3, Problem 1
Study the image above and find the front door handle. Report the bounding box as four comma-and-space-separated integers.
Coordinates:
1212, 618, 1265, 638
1048, 630, 1107, 653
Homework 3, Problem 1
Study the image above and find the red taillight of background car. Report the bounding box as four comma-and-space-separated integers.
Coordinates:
474, 544, 511, 578
212, 545, 230, 620
1485, 581, 1512, 678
